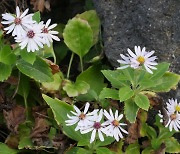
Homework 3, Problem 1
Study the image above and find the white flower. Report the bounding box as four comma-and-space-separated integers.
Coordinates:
117, 46, 158, 74
117, 54, 131, 69
166, 98, 180, 113
15, 23, 44, 52
81, 109, 106, 143
40, 19, 60, 47
165, 110, 180, 132
65, 102, 98, 131
102, 109, 128, 141
1, 6, 35, 36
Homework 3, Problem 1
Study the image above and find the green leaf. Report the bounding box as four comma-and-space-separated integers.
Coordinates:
41, 72, 63, 93
119, 86, 134, 102
0, 63, 12, 81
140, 123, 157, 139
124, 99, 139, 123
0, 45, 16, 65
150, 62, 170, 80
32, 11, 41, 23
18, 74, 30, 100
134, 94, 150, 111
101, 70, 130, 88
99, 88, 119, 100
165, 137, 180, 153
18, 122, 34, 149
77, 65, 105, 95
43, 94, 89, 141
20, 48, 36, 64
65, 147, 91, 154
63, 17, 93, 58
125, 142, 140, 154
149, 72, 180, 92
142, 147, 155, 154
95, 136, 115, 147
77, 10, 100, 45
63, 80, 90, 97
16, 56, 53, 82
121, 67, 135, 84
0, 143, 18, 154
38, 44, 56, 62
96, 147, 114, 154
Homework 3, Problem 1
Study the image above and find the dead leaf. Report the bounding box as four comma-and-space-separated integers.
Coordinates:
30, 118, 50, 146
30, 0, 51, 12
3, 105, 26, 133
45, 59, 60, 74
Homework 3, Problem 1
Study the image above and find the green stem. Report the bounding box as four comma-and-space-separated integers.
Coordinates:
80, 57, 84, 72
24, 98, 29, 120
67, 53, 74, 79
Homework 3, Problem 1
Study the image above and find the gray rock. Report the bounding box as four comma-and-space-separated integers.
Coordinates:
92, 0, 180, 74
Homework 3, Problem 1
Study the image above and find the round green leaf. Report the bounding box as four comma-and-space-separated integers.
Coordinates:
63, 18, 93, 58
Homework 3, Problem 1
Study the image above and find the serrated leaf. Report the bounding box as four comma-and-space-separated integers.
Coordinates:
20, 48, 36, 64
150, 62, 170, 80
77, 10, 100, 45
165, 137, 180, 153
124, 99, 139, 123
32, 11, 41, 23
101, 70, 130, 88
140, 123, 157, 139
0, 143, 18, 154
63, 18, 93, 58
0, 62, 12, 81
99, 88, 119, 100
149, 72, 180, 92
125, 143, 140, 154
0, 45, 16, 65
119, 86, 134, 102
43, 95, 89, 141
16, 56, 53, 82
134, 94, 150, 111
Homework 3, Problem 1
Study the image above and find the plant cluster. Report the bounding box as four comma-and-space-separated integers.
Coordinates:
0, 4, 179, 154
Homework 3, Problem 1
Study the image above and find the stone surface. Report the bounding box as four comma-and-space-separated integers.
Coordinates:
92, 0, 180, 74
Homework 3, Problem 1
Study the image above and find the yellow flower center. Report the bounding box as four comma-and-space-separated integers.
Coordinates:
175, 105, 180, 112
170, 114, 176, 120
137, 56, 145, 64
112, 120, 119, 127
79, 113, 86, 120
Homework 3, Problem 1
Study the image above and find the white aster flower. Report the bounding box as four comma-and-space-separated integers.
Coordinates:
117, 54, 131, 69
81, 109, 106, 143
15, 23, 44, 52
1, 6, 35, 36
166, 98, 180, 113
102, 109, 128, 141
40, 19, 60, 47
165, 110, 180, 132
117, 46, 158, 74
65, 102, 98, 131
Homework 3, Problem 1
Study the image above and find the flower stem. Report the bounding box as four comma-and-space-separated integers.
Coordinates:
67, 53, 74, 79
80, 57, 84, 72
